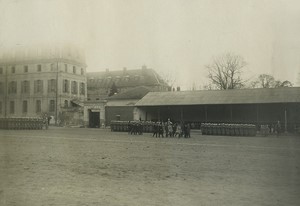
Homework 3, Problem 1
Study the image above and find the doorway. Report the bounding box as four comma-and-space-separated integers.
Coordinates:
89, 109, 100, 128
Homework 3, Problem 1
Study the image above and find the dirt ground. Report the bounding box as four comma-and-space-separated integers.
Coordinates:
0, 128, 299, 206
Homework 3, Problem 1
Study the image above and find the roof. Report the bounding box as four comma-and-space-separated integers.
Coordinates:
108, 86, 151, 100
135, 87, 300, 106
106, 99, 139, 107
86, 68, 168, 89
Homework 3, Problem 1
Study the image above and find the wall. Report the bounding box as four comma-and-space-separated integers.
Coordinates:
105, 106, 134, 125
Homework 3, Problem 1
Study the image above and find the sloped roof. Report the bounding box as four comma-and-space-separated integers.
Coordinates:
135, 87, 300, 106
86, 68, 168, 88
108, 86, 151, 100
106, 99, 139, 107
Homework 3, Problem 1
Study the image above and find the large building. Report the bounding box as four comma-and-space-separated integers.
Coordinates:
0, 45, 87, 125
86, 65, 170, 101
84, 66, 171, 127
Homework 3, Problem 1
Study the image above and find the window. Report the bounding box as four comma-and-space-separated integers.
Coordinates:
48, 79, 56, 93
11, 66, 15, 74
64, 100, 68, 108
0, 102, 2, 114
34, 80, 43, 93
37, 65, 42, 72
71, 81, 78, 94
22, 100, 28, 113
9, 101, 14, 114
21, 81, 30, 94
73, 66, 76, 74
24, 65, 28, 73
0, 82, 3, 94
80, 82, 85, 95
50, 64, 56, 71
49, 100, 55, 112
63, 79, 69, 93
36, 100, 41, 113
64, 64, 68, 72
8, 81, 17, 94
81, 68, 84, 75
0, 67, 3, 74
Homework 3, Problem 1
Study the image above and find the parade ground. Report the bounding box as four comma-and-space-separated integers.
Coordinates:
0, 128, 299, 206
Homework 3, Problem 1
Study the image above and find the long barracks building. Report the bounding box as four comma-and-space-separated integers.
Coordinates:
134, 87, 300, 132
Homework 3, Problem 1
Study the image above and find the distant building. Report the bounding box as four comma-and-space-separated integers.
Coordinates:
86, 65, 171, 101
105, 86, 152, 125
0, 45, 87, 125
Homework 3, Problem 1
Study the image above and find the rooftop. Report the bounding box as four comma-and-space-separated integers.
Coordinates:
108, 86, 151, 100
86, 67, 169, 89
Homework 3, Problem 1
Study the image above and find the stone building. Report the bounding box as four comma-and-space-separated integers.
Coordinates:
84, 66, 170, 127
86, 65, 171, 101
0, 45, 87, 125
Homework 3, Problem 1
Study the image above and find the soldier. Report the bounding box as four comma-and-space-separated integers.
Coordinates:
168, 121, 173, 137
175, 123, 182, 138
138, 121, 143, 135
128, 121, 132, 134
44, 116, 48, 130
186, 123, 191, 138
158, 122, 164, 138
152, 122, 158, 137
276, 121, 281, 136
172, 123, 177, 137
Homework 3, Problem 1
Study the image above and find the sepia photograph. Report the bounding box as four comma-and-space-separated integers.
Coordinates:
0, 0, 299, 205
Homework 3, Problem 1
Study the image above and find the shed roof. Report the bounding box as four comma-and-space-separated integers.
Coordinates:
135, 87, 300, 106
108, 86, 151, 100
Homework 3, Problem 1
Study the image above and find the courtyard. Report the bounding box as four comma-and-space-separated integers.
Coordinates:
0, 128, 299, 206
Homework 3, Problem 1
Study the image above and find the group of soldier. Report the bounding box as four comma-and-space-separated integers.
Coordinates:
128, 121, 144, 135
152, 119, 191, 138
126, 119, 191, 138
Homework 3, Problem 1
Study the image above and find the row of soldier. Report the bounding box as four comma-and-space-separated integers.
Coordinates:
152, 119, 191, 138
128, 121, 143, 135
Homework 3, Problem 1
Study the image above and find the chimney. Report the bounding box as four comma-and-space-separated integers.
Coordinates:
105, 68, 109, 73
123, 67, 127, 74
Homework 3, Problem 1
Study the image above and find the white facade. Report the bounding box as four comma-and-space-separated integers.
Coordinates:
0, 45, 87, 124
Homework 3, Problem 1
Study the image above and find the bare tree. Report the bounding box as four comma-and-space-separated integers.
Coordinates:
206, 53, 247, 90
250, 74, 293, 88
159, 69, 177, 90
275, 80, 293, 88
251, 74, 275, 88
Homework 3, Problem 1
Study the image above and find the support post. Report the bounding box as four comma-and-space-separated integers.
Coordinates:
230, 105, 233, 122
55, 61, 59, 126
205, 105, 208, 122
180, 107, 183, 122
284, 108, 287, 133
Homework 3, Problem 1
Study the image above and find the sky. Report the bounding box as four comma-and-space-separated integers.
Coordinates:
0, 0, 300, 89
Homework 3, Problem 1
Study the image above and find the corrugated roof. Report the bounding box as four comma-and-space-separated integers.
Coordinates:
135, 87, 300, 106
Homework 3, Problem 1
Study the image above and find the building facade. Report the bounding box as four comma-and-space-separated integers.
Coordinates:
86, 65, 171, 101
0, 45, 87, 124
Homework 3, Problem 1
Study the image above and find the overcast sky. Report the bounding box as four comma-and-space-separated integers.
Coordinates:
1, 0, 300, 89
